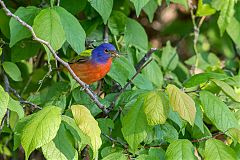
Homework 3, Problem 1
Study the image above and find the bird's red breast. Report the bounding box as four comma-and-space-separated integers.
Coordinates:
69, 58, 112, 84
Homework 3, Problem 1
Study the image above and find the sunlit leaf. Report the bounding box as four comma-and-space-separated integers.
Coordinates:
33, 8, 65, 51
142, 90, 169, 125
166, 84, 196, 125
42, 124, 78, 160
71, 105, 102, 158
200, 91, 239, 132
0, 85, 9, 123
21, 106, 62, 159
211, 79, 240, 102
165, 139, 196, 160
204, 139, 237, 160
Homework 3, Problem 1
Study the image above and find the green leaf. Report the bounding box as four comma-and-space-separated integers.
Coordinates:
204, 139, 237, 160
97, 118, 114, 135
13, 115, 34, 150
183, 72, 228, 88
194, 100, 204, 133
217, 0, 235, 36
88, 0, 113, 24
62, 115, 90, 146
165, 139, 196, 160
102, 151, 128, 160
60, 0, 87, 15
166, 84, 196, 125
9, 6, 40, 47
2, 62, 22, 81
142, 90, 169, 125
200, 91, 239, 132
196, 0, 216, 16
148, 147, 165, 160
108, 11, 127, 35
108, 56, 134, 87
11, 40, 41, 62
211, 79, 240, 102
54, 6, 86, 53
227, 3, 240, 48
28, 81, 70, 105
130, 0, 150, 16
0, 9, 10, 38
161, 41, 179, 71
71, 105, 102, 158
170, 0, 188, 9
141, 60, 163, 87
8, 97, 24, 119
121, 99, 151, 152
33, 8, 66, 51
0, 85, 9, 123
227, 128, 240, 143
143, 0, 158, 22
42, 124, 78, 160
157, 123, 179, 143
124, 18, 148, 51
21, 106, 62, 159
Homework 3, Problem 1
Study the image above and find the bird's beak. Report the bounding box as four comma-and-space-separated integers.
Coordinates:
110, 50, 120, 58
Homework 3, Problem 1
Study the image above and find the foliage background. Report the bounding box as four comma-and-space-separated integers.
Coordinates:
1, 0, 240, 159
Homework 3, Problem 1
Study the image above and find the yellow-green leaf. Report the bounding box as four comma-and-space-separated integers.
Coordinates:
21, 106, 62, 159
166, 84, 196, 125
71, 105, 102, 158
0, 85, 9, 123
143, 90, 169, 125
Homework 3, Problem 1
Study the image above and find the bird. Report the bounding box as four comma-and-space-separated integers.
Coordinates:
68, 43, 119, 84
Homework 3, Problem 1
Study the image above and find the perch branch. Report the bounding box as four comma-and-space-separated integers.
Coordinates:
0, 0, 108, 114
108, 48, 157, 112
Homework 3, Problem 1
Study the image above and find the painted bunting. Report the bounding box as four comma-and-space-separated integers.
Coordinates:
69, 43, 119, 84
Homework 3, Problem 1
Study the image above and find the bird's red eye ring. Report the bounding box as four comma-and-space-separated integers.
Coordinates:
104, 49, 109, 53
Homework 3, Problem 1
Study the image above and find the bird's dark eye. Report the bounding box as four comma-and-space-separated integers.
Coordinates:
104, 49, 109, 53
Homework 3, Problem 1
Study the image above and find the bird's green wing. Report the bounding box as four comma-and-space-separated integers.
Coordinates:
69, 49, 93, 64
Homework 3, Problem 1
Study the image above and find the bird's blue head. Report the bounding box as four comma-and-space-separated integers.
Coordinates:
91, 43, 118, 64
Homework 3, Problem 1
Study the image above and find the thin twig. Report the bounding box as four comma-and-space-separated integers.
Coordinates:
191, 132, 225, 143
57, 0, 60, 6
188, 0, 206, 75
108, 58, 154, 112
103, 25, 109, 43
101, 133, 128, 148
0, 0, 108, 114
135, 48, 157, 70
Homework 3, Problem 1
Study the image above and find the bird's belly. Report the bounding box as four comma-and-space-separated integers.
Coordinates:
70, 59, 112, 84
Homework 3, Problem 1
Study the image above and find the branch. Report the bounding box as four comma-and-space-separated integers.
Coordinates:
108, 48, 157, 112
103, 25, 109, 43
0, 0, 108, 114
191, 132, 225, 143
101, 133, 128, 148
188, 0, 206, 74
135, 48, 157, 70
